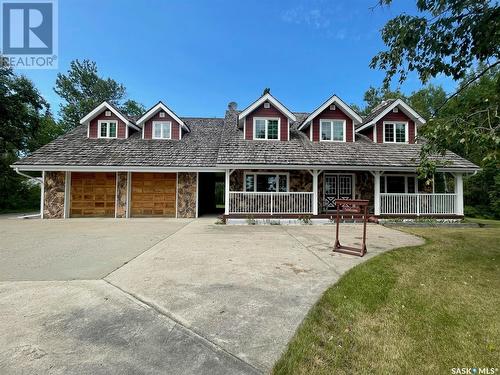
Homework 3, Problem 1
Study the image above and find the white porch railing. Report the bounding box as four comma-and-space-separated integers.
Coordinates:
229, 192, 314, 214
380, 193, 457, 215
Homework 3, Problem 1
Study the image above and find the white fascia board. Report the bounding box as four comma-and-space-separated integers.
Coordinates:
298, 95, 363, 130
214, 164, 479, 173
12, 165, 226, 172
12, 164, 479, 173
356, 99, 426, 133
79, 101, 136, 128
136, 102, 189, 132
237, 93, 297, 122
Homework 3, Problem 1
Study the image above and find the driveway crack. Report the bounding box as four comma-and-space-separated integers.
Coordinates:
102, 279, 263, 374
101, 220, 194, 280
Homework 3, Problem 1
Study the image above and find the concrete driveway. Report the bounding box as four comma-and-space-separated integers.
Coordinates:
0, 217, 423, 374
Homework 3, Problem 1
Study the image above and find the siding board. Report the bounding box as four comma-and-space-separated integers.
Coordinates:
88, 111, 127, 139
245, 102, 289, 141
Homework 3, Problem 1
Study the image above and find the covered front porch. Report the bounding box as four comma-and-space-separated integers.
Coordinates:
223, 169, 464, 218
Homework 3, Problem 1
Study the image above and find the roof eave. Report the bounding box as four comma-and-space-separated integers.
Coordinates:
298, 95, 363, 131
356, 99, 426, 133
237, 93, 297, 122
136, 102, 190, 133
79, 101, 133, 128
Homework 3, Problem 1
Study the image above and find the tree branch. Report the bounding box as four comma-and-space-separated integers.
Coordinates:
433, 60, 500, 116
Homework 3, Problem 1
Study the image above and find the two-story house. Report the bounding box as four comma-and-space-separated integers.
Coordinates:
12, 92, 478, 221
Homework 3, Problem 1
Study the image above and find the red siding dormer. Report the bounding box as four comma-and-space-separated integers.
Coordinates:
374, 110, 416, 144
142, 110, 181, 140
88, 110, 128, 139
309, 106, 354, 142
244, 101, 289, 141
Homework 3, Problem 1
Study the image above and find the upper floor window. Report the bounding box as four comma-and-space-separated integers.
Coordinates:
254, 118, 279, 140
152, 121, 171, 139
320, 119, 345, 142
384, 122, 408, 143
245, 173, 288, 192
98, 120, 117, 138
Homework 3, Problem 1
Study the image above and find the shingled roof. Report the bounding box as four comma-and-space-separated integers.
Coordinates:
15, 117, 223, 168
217, 108, 477, 170
358, 99, 396, 128
13, 106, 478, 172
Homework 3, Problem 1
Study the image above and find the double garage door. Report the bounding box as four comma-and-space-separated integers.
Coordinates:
70, 172, 176, 217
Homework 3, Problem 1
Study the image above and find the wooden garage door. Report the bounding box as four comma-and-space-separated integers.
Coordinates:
131, 173, 176, 217
70, 172, 116, 217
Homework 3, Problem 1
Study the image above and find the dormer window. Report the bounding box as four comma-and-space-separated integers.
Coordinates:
98, 120, 117, 138
384, 122, 408, 143
152, 121, 172, 139
254, 118, 279, 140
320, 119, 346, 142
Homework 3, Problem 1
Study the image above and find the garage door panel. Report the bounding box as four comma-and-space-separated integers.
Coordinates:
131, 173, 176, 217
70, 172, 116, 217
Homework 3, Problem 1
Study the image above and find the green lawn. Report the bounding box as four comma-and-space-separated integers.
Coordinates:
273, 225, 500, 375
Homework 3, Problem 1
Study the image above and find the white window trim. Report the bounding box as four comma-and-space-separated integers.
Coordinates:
152, 121, 172, 140
97, 120, 118, 139
253, 117, 281, 141
319, 119, 346, 142
381, 174, 418, 193
243, 172, 290, 192
383, 121, 409, 144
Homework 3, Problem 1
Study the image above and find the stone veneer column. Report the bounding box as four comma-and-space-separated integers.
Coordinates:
177, 172, 197, 218
115, 172, 128, 218
43, 171, 65, 219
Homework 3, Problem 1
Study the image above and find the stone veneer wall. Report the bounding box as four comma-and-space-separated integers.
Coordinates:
116, 172, 128, 218
43, 171, 65, 219
177, 172, 197, 218
229, 169, 375, 215
318, 171, 375, 214
355, 172, 374, 213
230, 170, 244, 191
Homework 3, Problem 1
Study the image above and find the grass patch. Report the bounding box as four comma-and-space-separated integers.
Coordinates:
464, 217, 500, 228
272, 226, 500, 374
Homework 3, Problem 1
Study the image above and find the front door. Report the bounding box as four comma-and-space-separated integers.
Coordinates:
324, 173, 354, 211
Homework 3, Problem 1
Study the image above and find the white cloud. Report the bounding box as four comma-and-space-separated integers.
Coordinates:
281, 2, 364, 40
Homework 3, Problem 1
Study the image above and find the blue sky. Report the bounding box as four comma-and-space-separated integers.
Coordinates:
21, 0, 456, 118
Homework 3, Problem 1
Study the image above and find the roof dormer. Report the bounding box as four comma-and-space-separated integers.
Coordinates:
136, 102, 189, 140
80, 101, 139, 139
238, 93, 296, 141
356, 99, 426, 144
298, 95, 362, 143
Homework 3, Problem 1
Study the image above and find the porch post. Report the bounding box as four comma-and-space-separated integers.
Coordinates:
373, 171, 381, 216
455, 173, 464, 216
224, 169, 230, 215
312, 170, 319, 216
